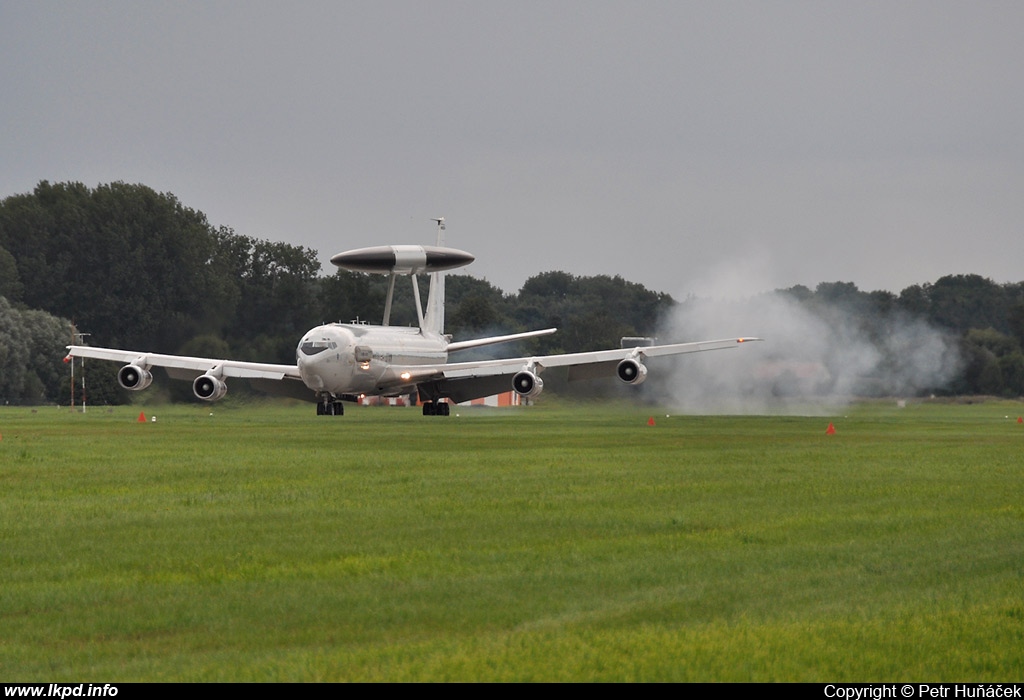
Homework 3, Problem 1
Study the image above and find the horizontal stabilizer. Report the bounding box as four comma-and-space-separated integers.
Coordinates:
447, 328, 557, 353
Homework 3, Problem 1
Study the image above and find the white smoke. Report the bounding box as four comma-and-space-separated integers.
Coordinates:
652, 290, 962, 415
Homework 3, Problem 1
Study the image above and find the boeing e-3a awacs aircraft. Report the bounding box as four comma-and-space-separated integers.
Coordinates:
65, 219, 761, 417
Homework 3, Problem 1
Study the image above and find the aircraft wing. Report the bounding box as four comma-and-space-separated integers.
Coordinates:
65, 346, 301, 381
404, 337, 762, 404
441, 336, 762, 376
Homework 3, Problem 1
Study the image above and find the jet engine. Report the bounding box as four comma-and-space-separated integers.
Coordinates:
117, 364, 153, 391
193, 374, 228, 401
616, 358, 648, 385
512, 370, 544, 398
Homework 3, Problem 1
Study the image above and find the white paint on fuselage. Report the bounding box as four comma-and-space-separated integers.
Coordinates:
296, 323, 448, 396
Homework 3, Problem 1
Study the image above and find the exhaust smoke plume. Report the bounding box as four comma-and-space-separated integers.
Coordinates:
654, 288, 962, 415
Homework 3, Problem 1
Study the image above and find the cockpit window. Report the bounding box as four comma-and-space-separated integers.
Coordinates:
300, 339, 333, 356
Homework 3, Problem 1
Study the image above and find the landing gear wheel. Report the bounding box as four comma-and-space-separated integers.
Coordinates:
318, 397, 342, 416
422, 401, 450, 416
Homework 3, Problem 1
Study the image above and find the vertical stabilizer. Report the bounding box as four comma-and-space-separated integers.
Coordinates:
423, 217, 446, 334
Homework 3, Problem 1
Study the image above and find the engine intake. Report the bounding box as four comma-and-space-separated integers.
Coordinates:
512, 370, 544, 398
193, 374, 228, 402
117, 364, 153, 391
616, 358, 648, 385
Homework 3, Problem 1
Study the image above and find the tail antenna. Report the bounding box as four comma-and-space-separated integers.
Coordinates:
425, 217, 446, 334
431, 217, 445, 246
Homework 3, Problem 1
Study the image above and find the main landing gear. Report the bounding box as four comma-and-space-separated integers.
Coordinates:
316, 397, 344, 416
315, 395, 450, 417
421, 401, 450, 416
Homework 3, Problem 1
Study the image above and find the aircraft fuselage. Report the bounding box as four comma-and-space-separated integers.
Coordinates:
297, 323, 447, 399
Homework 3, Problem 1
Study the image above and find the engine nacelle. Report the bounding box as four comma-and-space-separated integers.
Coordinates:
193, 374, 228, 402
117, 364, 153, 391
512, 370, 544, 398
616, 358, 648, 385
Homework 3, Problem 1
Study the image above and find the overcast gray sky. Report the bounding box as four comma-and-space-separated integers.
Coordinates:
3, 1, 1022, 299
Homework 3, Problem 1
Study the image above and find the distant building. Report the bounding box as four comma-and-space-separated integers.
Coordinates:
458, 391, 520, 407
360, 391, 520, 407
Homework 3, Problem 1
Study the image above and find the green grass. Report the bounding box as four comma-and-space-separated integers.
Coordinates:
1, 399, 1022, 681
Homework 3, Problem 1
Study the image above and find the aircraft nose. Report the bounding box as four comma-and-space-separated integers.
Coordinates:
297, 326, 357, 388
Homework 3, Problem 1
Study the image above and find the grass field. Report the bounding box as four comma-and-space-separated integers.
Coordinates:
1, 399, 1022, 681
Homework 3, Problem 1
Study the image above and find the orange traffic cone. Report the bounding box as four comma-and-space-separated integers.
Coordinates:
647, 416, 656, 426
137, 411, 146, 423
825, 422, 836, 435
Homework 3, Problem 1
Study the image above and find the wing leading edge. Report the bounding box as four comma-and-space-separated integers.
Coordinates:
397, 337, 763, 404
65, 346, 300, 381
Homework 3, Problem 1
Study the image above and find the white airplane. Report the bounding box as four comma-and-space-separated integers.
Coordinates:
65, 219, 762, 416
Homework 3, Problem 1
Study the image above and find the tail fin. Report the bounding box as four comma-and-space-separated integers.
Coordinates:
423, 217, 446, 334
423, 269, 445, 334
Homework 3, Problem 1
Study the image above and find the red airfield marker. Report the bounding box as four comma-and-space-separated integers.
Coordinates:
1018, 417, 1023, 424
137, 411, 146, 423
825, 422, 836, 435
647, 416, 656, 426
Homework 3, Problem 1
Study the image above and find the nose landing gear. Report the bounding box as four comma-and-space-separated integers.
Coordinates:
317, 396, 345, 416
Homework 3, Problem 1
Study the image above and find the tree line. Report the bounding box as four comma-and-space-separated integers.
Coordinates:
772, 279, 1024, 396
1, 181, 1023, 403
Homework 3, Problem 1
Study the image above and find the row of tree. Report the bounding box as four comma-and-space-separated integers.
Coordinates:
2, 181, 1023, 403
774, 279, 1024, 396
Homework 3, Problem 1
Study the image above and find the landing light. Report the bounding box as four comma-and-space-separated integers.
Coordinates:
400, 372, 412, 380
360, 361, 371, 370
